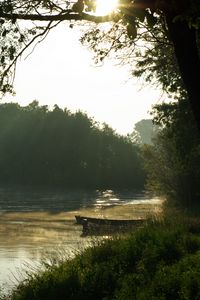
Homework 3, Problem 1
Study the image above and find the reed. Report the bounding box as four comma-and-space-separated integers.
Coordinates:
3, 216, 200, 300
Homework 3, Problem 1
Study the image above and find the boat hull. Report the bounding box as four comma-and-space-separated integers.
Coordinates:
75, 215, 145, 236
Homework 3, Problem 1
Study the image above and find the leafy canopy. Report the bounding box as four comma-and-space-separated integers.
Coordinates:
0, 0, 199, 97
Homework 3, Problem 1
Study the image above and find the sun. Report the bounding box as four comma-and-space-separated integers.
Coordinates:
95, 0, 118, 15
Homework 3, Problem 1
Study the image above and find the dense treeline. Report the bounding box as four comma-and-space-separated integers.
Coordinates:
0, 101, 145, 188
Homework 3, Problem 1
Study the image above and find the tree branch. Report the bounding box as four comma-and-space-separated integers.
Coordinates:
0, 20, 57, 90
0, 11, 115, 23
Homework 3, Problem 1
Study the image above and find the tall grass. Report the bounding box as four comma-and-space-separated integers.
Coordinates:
3, 217, 200, 300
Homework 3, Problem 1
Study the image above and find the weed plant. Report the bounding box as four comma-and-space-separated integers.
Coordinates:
3, 217, 200, 300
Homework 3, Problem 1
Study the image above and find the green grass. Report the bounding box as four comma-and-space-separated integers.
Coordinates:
3, 217, 200, 300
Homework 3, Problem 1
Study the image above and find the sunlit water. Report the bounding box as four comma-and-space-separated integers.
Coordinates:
0, 186, 162, 293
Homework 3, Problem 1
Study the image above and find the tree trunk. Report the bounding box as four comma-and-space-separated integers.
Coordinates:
165, 13, 200, 130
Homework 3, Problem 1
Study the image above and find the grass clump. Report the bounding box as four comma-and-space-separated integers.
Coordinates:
4, 217, 200, 300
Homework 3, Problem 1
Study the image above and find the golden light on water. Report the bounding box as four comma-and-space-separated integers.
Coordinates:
95, 0, 118, 15
0, 198, 163, 288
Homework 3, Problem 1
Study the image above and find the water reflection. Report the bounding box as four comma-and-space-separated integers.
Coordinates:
0, 186, 157, 212
0, 186, 100, 213
0, 186, 162, 292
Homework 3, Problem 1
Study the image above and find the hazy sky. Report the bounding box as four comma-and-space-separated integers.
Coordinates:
3, 23, 166, 135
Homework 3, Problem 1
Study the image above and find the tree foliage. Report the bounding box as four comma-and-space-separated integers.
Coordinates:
142, 99, 200, 207
129, 119, 158, 145
0, 0, 199, 129
0, 101, 145, 188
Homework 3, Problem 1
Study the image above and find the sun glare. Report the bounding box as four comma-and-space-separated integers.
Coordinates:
95, 0, 118, 15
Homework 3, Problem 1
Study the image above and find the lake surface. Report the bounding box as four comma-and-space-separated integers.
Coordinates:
0, 186, 162, 294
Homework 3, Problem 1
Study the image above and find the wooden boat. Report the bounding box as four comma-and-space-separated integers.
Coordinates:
75, 215, 101, 225
75, 215, 144, 226
75, 215, 145, 236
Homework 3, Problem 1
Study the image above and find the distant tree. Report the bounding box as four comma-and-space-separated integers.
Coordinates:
129, 119, 159, 145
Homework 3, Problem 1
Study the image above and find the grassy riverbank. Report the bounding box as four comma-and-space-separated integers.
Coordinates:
3, 215, 200, 300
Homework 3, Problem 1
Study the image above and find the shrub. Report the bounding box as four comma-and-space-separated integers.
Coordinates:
5, 217, 200, 300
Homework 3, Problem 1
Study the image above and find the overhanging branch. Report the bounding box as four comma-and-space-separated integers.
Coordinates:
0, 11, 115, 23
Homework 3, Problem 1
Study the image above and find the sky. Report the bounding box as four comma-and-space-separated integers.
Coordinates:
3, 23, 166, 135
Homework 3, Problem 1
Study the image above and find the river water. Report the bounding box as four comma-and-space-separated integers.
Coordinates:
0, 186, 162, 294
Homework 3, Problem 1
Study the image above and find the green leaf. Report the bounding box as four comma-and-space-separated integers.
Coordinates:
146, 12, 157, 28
2, 29, 7, 37
134, 8, 146, 23
1, 56, 5, 64
127, 23, 137, 40
9, 46, 16, 60
4, 3, 13, 13
19, 34, 25, 42
125, 15, 136, 25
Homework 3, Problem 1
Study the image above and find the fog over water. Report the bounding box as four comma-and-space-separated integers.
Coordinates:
0, 186, 162, 293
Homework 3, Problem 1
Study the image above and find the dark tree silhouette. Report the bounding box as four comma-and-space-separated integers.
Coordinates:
0, 102, 145, 188
0, 1, 199, 129
142, 98, 200, 207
